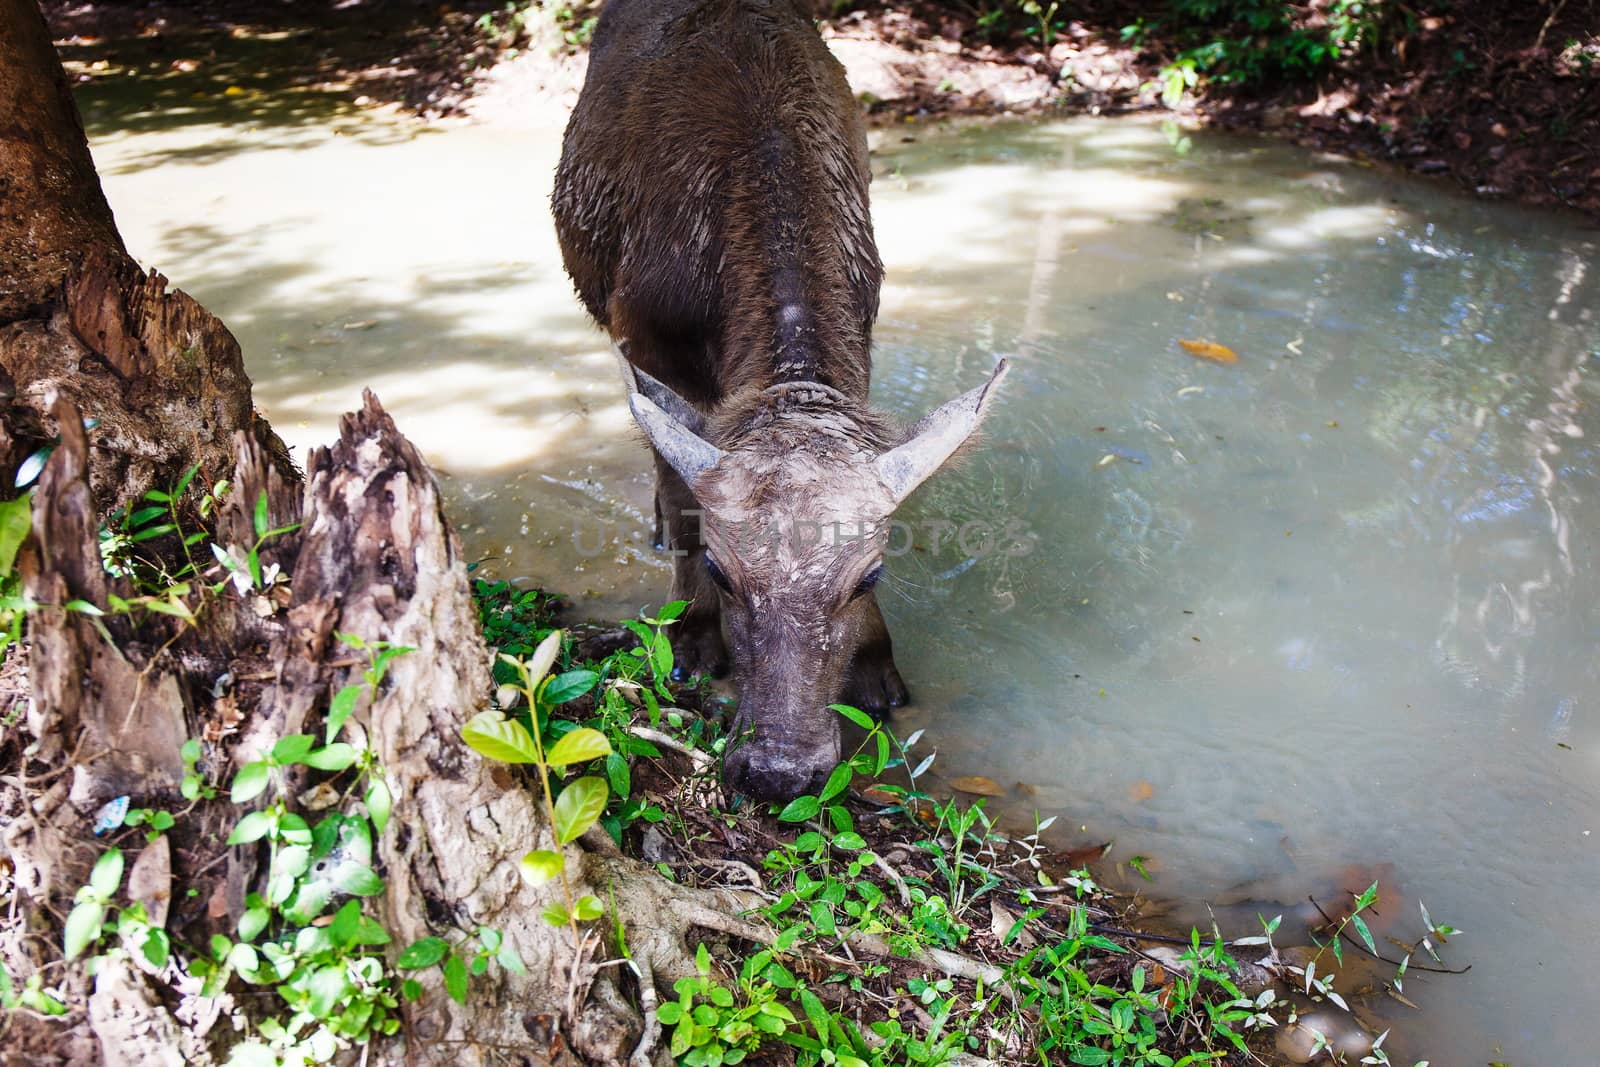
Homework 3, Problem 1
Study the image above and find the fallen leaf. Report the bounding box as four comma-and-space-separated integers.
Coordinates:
206, 879, 229, 920
1178, 339, 1238, 364
951, 775, 1005, 797
1129, 780, 1155, 803
341, 319, 379, 331
128, 836, 172, 929
1056, 841, 1113, 868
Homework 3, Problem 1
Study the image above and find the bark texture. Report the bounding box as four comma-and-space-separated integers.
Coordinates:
0, 5, 730, 1063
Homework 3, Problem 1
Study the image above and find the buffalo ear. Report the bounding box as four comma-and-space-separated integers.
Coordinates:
627, 392, 726, 490
875, 359, 1009, 505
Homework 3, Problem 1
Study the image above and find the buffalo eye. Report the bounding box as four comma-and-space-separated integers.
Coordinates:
705, 554, 733, 594
851, 565, 885, 601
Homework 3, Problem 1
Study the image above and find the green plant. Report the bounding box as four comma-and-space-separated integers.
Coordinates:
210, 490, 300, 596
0, 960, 67, 1016
193, 636, 531, 1063
124, 806, 176, 842
0, 488, 33, 657
461, 628, 616, 937
655, 943, 797, 1065
1149, 0, 1399, 102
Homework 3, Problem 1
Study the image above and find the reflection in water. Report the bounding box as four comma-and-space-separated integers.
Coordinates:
90, 106, 1599, 1065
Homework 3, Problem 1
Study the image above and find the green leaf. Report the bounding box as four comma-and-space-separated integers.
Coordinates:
352, 915, 392, 946
88, 848, 124, 898
818, 763, 853, 803
830, 704, 874, 730
1070, 1050, 1111, 1065
277, 813, 312, 846
574, 895, 604, 921
605, 751, 631, 799
401, 978, 423, 1001
1350, 913, 1377, 956
0, 492, 33, 578
519, 849, 566, 887
333, 863, 385, 897
527, 629, 565, 687
227, 810, 274, 845
444, 954, 469, 1005
230, 761, 271, 803
656, 600, 687, 622
366, 778, 392, 834
15, 448, 51, 489
545, 727, 612, 768
496, 942, 526, 975
272, 734, 315, 765
303, 743, 358, 771
368, 645, 414, 686
305, 963, 349, 1018
130, 927, 168, 974
63, 901, 105, 960
656, 1002, 685, 1025
238, 905, 270, 942
777, 795, 820, 823
172, 461, 201, 499
543, 669, 599, 705
325, 684, 362, 744
832, 832, 867, 850
330, 900, 363, 946
542, 902, 571, 926
460, 711, 540, 764
397, 937, 449, 969
552, 777, 609, 844
253, 491, 270, 539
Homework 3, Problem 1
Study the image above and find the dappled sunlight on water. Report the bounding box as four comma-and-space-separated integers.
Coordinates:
89, 98, 1597, 1065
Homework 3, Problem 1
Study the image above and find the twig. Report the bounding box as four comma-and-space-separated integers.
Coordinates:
233, 656, 361, 683
872, 851, 912, 908
1307, 896, 1471, 975
693, 857, 767, 894
629, 724, 713, 773
1533, 0, 1570, 53
626, 956, 660, 1067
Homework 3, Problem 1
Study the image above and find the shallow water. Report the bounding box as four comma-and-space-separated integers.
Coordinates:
83, 77, 1598, 1064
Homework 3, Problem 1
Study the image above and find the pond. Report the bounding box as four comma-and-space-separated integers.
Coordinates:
82, 75, 1597, 1065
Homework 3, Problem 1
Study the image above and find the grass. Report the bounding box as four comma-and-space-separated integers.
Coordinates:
466, 578, 1455, 1067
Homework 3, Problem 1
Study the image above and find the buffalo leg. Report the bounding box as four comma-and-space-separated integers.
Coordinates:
840, 592, 909, 716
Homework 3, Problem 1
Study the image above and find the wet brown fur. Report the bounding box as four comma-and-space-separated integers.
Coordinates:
553, 0, 915, 800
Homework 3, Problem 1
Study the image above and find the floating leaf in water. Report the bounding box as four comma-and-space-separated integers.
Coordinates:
1129, 780, 1155, 803
1178, 339, 1238, 364
950, 775, 1005, 797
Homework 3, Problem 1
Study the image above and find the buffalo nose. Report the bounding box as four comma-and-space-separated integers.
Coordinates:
723, 742, 829, 803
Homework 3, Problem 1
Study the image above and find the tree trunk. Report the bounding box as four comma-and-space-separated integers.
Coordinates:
0, 3, 724, 1063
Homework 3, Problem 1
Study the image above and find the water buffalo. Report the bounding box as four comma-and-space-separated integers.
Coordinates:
553, 0, 1006, 801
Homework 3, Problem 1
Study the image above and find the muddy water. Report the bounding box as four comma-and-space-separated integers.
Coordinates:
83, 80, 1597, 1064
